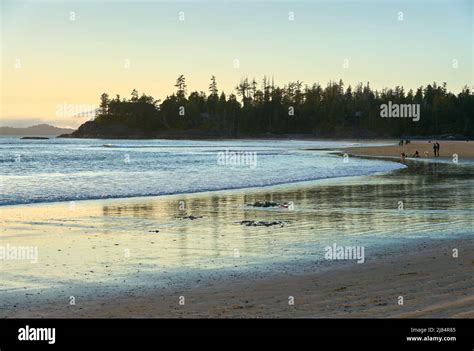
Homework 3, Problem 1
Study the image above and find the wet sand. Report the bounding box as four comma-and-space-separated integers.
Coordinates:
5, 236, 473, 318
1, 158, 473, 318
345, 140, 474, 160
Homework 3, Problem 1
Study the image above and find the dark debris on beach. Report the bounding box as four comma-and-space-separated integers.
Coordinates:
247, 201, 293, 208
238, 220, 290, 227
248, 201, 280, 207
176, 215, 203, 220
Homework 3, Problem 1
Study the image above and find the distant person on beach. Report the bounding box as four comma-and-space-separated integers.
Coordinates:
433, 142, 441, 157
401, 152, 406, 161
399, 140, 403, 146
411, 151, 419, 158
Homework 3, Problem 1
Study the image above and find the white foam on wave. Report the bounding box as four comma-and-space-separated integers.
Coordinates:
0, 139, 406, 205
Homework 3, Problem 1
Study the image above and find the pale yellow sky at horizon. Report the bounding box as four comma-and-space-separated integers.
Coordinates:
1, 0, 472, 128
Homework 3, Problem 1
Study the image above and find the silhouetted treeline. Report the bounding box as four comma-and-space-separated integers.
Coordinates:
91, 76, 473, 138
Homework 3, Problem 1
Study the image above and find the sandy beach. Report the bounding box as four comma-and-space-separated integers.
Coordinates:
1, 153, 473, 318
6, 236, 474, 318
344, 140, 474, 160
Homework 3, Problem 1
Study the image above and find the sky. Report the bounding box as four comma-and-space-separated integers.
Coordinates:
1, 0, 472, 128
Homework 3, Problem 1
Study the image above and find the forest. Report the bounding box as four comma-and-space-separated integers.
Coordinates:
78, 75, 473, 138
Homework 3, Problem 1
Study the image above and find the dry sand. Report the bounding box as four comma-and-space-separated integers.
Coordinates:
344, 140, 474, 160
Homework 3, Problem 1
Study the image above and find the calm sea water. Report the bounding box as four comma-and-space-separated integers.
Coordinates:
0, 137, 404, 206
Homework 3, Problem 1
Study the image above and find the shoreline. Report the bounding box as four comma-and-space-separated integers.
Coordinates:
343, 140, 474, 161
54, 132, 471, 142
4, 139, 474, 209
1, 146, 472, 318
0, 166, 404, 209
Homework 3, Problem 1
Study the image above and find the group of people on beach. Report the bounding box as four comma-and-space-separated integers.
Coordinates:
400, 151, 419, 161
400, 140, 441, 161
399, 139, 411, 146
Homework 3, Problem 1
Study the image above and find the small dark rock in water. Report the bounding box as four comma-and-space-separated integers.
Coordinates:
239, 220, 289, 227
148, 230, 160, 233
248, 201, 293, 209
177, 215, 203, 220
248, 201, 280, 208
20, 136, 50, 140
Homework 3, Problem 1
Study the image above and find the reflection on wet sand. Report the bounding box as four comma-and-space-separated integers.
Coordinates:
0, 161, 472, 295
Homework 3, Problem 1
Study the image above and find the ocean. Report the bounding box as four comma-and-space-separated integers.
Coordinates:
0, 137, 404, 206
